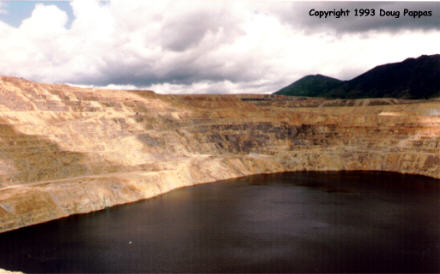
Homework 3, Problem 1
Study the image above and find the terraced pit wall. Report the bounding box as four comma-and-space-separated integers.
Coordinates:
0, 76, 439, 233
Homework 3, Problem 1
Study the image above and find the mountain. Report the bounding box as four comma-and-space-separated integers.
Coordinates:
274, 54, 440, 99
275, 74, 342, 97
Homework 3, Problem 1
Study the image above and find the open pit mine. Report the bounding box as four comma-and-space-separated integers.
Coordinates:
0, 76, 439, 234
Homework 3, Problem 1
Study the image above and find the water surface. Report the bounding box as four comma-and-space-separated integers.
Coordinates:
0, 171, 439, 273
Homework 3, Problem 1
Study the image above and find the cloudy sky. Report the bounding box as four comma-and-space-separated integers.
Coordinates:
0, 0, 439, 94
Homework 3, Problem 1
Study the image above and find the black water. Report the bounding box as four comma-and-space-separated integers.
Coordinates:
0, 171, 439, 273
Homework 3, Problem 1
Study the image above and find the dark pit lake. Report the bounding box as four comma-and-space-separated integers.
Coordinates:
0, 171, 439, 273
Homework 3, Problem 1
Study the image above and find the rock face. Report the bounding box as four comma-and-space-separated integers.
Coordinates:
0, 76, 439, 233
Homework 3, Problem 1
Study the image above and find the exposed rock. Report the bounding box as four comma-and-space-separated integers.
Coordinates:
0, 268, 23, 274
0, 76, 439, 233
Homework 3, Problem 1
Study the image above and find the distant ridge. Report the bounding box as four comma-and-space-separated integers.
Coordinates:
275, 74, 342, 97
274, 54, 440, 99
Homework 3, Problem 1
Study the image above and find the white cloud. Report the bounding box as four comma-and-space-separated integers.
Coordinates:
0, 2, 6, 14
0, 0, 439, 94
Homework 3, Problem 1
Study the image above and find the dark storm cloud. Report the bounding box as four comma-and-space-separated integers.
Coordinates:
160, 6, 244, 52
61, 2, 250, 88
275, 2, 440, 33
72, 52, 260, 88
161, 15, 209, 52
3, 0, 439, 94
161, 12, 221, 52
